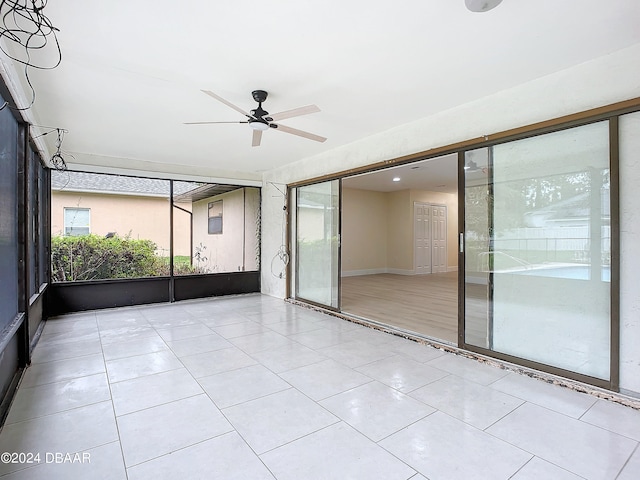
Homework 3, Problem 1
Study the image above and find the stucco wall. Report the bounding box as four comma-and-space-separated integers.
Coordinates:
244, 187, 261, 272
51, 191, 191, 256
261, 43, 640, 396
619, 111, 640, 396
191, 188, 259, 273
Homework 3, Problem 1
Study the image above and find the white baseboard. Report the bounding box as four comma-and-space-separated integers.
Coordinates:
343, 267, 459, 277
342, 268, 414, 277
341, 268, 387, 277
387, 268, 415, 276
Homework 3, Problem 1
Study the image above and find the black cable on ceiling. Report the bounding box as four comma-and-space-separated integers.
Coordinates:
0, 0, 62, 111
49, 128, 68, 171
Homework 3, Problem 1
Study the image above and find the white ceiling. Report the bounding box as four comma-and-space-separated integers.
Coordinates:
5, 0, 640, 181
343, 154, 458, 194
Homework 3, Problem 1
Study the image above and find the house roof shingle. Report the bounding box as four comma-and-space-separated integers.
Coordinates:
50, 170, 233, 199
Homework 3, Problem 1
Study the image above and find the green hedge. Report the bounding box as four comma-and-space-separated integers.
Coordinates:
51, 234, 197, 281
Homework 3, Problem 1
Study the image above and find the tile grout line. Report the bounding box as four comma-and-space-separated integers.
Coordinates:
97, 311, 131, 480
614, 442, 639, 480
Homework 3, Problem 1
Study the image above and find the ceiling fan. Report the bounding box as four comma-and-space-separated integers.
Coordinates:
185, 90, 327, 147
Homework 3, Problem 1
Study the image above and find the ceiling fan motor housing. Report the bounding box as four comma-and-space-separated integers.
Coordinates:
250, 110, 272, 124
250, 91, 272, 123
252, 90, 268, 103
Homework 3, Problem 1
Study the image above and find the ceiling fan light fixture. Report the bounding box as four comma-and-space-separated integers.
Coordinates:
249, 121, 270, 131
465, 0, 503, 13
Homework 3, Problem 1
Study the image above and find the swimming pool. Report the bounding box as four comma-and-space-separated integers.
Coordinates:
507, 265, 611, 282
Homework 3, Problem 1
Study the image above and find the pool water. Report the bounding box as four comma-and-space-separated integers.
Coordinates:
512, 265, 611, 282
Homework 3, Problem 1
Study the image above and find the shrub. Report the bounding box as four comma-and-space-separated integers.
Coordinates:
51, 234, 167, 281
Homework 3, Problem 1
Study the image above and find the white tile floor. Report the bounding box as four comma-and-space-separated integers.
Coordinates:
0, 293, 639, 480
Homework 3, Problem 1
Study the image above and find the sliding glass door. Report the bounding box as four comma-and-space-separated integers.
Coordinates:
464, 121, 612, 381
295, 180, 340, 309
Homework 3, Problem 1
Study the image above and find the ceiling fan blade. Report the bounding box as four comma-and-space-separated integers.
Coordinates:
183, 121, 249, 125
252, 129, 263, 147
273, 123, 327, 143
269, 104, 320, 122
201, 90, 252, 118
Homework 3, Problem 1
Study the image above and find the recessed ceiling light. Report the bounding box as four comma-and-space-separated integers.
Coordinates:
392, 177, 401, 182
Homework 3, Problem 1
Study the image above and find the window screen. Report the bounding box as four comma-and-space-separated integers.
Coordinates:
0, 93, 19, 328
28, 148, 38, 296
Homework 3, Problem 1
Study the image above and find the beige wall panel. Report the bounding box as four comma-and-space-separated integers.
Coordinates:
386, 190, 412, 271
341, 188, 388, 274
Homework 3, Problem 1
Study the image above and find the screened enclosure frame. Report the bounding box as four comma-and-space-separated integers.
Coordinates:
0, 81, 51, 423
47, 170, 262, 314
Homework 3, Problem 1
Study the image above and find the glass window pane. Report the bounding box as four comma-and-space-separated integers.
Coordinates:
207, 200, 223, 234
64, 208, 90, 236
465, 122, 611, 379
464, 147, 492, 348
295, 180, 340, 308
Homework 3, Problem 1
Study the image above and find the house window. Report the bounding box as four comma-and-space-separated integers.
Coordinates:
208, 201, 222, 234
64, 208, 90, 236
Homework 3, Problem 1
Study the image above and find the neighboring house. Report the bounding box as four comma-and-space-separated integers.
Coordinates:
495, 189, 611, 266
52, 171, 260, 271
51, 171, 193, 257
176, 185, 260, 273
523, 190, 610, 228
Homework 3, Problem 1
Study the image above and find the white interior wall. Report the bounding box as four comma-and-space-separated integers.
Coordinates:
261, 42, 640, 396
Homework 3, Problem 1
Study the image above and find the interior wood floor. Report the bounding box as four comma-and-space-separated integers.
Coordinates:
341, 272, 459, 344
